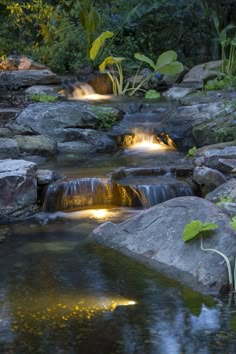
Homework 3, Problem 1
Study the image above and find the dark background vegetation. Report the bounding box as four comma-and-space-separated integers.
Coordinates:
0, 0, 235, 73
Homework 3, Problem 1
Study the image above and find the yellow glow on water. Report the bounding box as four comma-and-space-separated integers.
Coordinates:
92, 209, 108, 219
10, 296, 137, 334
129, 130, 175, 152
75, 93, 112, 100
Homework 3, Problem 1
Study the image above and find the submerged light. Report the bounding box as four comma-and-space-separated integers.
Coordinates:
129, 129, 175, 151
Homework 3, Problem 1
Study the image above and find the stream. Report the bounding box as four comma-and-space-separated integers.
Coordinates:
0, 125, 236, 353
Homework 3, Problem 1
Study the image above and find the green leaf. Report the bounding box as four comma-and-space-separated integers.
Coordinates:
99, 56, 124, 72
90, 31, 113, 61
134, 53, 156, 70
201, 223, 218, 232
145, 90, 161, 99
156, 50, 177, 68
158, 61, 184, 76
182, 220, 218, 242
182, 220, 204, 242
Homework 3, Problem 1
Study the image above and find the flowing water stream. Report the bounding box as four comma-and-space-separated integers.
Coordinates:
1, 126, 236, 353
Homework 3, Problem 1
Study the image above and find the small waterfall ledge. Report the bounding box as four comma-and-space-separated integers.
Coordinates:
43, 168, 194, 212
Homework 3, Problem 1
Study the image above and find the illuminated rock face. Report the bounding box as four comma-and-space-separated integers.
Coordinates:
90, 196, 236, 292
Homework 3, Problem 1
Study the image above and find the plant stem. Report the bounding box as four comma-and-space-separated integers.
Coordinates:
200, 236, 233, 290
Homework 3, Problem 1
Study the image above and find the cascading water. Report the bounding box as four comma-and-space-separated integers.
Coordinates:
43, 173, 194, 212
44, 178, 113, 212
64, 81, 111, 100
132, 179, 193, 208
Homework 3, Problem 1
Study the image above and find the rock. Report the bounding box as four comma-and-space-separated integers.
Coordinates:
157, 101, 236, 149
0, 159, 38, 221
0, 138, 20, 158
25, 85, 63, 97
201, 147, 236, 171
37, 169, 62, 185
206, 179, 236, 203
0, 108, 21, 123
180, 90, 236, 106
57, 141, 96, 155
18, 56, 47, 70
182, 60, 222, 85
0, 127, 12, 138
217, 203, 236, 218
163, 87, 195, 100
54, 128, 117, 152
193, 166, 227, 195
0, 57, 18, 70
88, 72, 113, 94
14, 135, 57, 156
7, 123, 35, 135
0, 70, 60, 89
16, 102, 122, 135
218, 159, 236, 175
90, 196, 235, 291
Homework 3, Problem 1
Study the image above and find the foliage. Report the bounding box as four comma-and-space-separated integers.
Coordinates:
95, 111, 117, 130
145, 90, 161, 99
30, 94, 58, 103
186, 146, 197, 159
212, 14, 236, 76
182, 220, 218, 242
129, 50, 183, 96
216, 196, 234, 206
183, 219, 236, 290
1, 0, 236, 73
90, 31, 114, 62
230, 216, 236, 230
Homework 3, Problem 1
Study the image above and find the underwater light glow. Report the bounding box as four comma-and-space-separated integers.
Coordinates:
92, 209, 108, 219
129, 130, 175, 151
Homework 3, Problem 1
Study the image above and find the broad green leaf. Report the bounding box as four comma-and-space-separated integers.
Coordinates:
90, 31, 113, 61
201, 223, 218, 232
156, 50, 177, 68
182, 220, 218, 242
182, 220, 204, 242
99, 56, 124, 72
158, 61, 184, 76
134, 53, 156, 70
145, 90, 161, 99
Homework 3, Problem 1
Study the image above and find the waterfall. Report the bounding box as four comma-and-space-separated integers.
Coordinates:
43, 175, 194, 212
43, 178, 113, 212
133, 182, 193, 208
63, 81, 96, 99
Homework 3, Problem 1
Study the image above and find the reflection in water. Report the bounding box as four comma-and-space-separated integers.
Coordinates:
0, 216, 236, 353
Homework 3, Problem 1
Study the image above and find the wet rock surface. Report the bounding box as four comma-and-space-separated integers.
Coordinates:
90, 196, 235, 291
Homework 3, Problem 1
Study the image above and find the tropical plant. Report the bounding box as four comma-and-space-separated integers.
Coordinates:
90, 31, 130, 95
183, 219, 236, 291
212, 12, 236, 76
128, 50, 183, 96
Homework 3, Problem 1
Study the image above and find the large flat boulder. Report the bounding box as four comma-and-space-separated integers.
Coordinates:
16, 102, 122, 136
90, 196, 236, 291
0, 159, 38, 221
0, 70, 60, 89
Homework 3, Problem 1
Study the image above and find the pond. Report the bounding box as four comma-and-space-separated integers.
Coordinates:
1, 140, 236, 354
